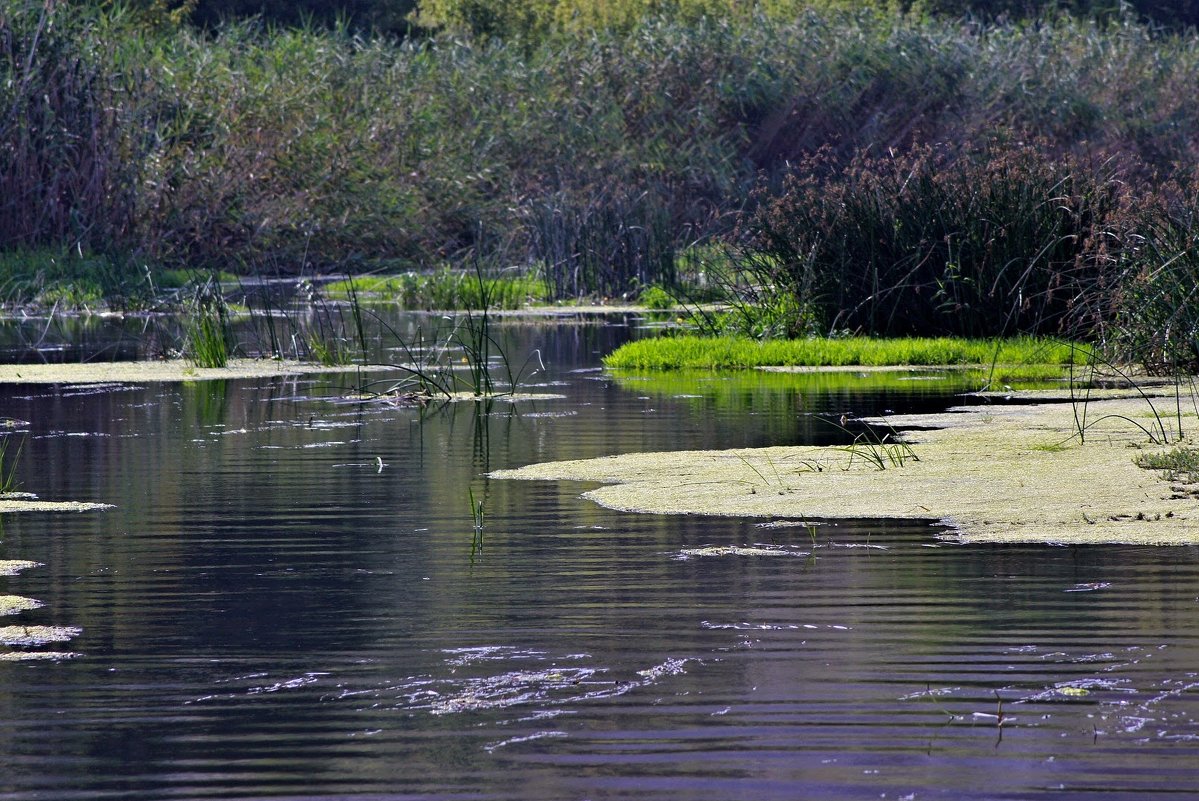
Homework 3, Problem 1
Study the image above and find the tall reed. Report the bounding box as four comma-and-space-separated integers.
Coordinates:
742, 139, 1141, 338
7, 0, 1199, 316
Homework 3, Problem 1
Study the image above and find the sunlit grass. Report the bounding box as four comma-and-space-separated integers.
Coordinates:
603, 335, 1092, 371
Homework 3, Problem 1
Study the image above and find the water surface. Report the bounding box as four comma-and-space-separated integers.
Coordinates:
1, 313, 1197, 799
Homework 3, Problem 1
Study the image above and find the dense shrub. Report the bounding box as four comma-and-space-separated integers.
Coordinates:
5, 0, 1199, 323
742, 139, 1142, 337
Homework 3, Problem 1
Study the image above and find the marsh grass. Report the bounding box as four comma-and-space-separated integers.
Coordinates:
323, 269, 549, 310
297, 278, 370, 366
182, 275, 230, 368
12, 0, 1199, 343
745, 141, 1140, 339
1106, 190, 1199, 374
468, 485, 485, 557
0, 249, 154, 310
0, 436, 22, 494
603, 335, 1089, 371
343, 262, 540, 401
830, 418, 919, 471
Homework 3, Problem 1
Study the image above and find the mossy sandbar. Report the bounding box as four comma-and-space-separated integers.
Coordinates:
492, 390, 1199, 545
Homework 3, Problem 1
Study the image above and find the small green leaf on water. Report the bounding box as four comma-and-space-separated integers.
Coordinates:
1058, 687, 1090, 697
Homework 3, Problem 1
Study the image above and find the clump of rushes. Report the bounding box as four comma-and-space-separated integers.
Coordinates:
182, 276, 231, 368
602, 335, 1090, 370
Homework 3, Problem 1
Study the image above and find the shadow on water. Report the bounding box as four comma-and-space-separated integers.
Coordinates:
0, 310, 1196, 798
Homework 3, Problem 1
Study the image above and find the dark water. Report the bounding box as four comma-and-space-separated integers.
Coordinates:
1, 314, 1198, 799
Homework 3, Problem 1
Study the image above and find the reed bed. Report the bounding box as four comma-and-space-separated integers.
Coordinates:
4, 1, 1199, 365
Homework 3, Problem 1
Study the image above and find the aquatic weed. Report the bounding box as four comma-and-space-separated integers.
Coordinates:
468, 485, 485, 557
0, 436, 23, 495
182, 275, 231, 368
830, 417, 919, 471
1134, 447, 1199, 484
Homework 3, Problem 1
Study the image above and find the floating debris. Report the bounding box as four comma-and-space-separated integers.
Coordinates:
676, 544, 809, 559
0, 498, 113, 514
0, 561, 41, 577
0, 596, 43, 616
636, 657, 692, 680
0, 625, 82, 647
429, 667, 608, 715
484, 730, 567, 753
0, 651, 81, 662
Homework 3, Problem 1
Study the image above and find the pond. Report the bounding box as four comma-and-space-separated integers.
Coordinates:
1, 311, 1198, 799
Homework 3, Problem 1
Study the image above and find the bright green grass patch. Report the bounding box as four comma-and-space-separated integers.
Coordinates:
602, 335, 1093, 371
609, 365, 1066, 410
324, 270, 550, 310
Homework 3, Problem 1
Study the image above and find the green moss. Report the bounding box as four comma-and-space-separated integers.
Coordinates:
492, 389, 1199, 545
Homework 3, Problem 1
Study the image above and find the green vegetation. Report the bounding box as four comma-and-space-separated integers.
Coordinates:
637, 285, 678, 310
0, 249, 156, 310
181, 276, 232, 368
1135, 446, 1199, 484
603, 335, 1089, 371
4, 0, 1199, 371
323, 269, 549, 309
0, 436, 22, 495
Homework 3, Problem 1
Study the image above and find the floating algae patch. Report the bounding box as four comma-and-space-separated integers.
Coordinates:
0, 359, 395, 384
676, 544, 810, 559
492, 388, 1199, 545
0, 625, 81, 647
0, 651, 80, 662
0, 561, 40, 576
0, 596, 43, 616
0, 496, 112, 514
434, 392, 567, 404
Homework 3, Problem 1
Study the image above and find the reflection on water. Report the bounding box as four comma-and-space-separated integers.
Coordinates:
0, 312, 1197, 798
